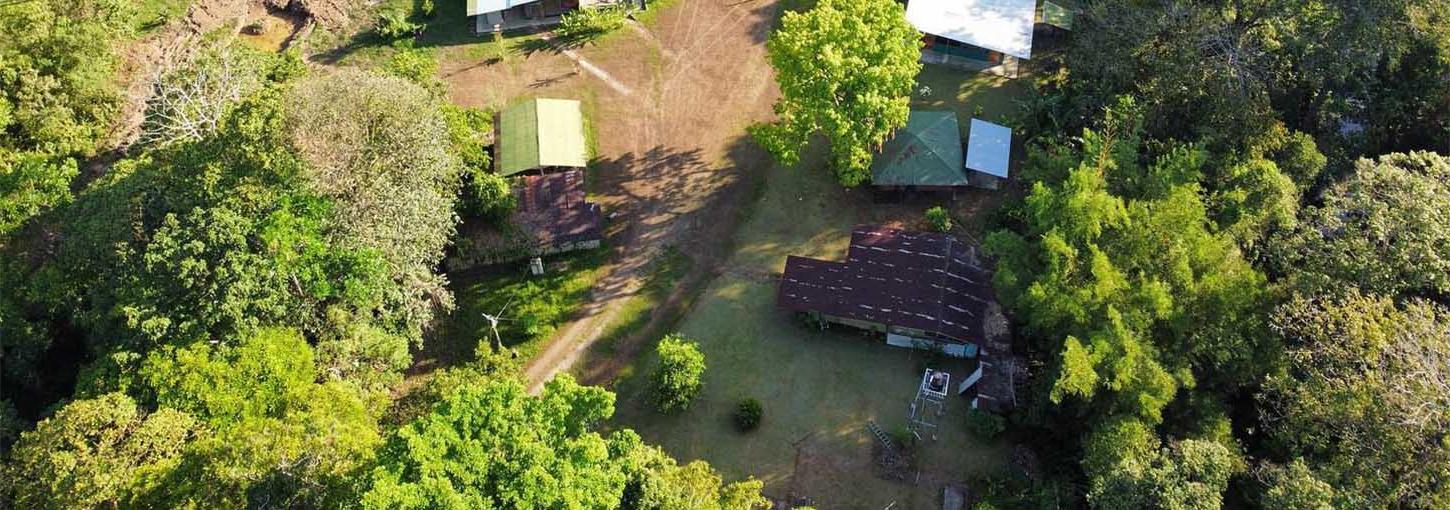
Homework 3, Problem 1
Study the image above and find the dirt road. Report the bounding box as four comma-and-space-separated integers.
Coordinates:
441, 0, 783, 392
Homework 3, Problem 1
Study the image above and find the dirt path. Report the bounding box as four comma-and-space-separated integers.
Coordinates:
439, 0, 783, 393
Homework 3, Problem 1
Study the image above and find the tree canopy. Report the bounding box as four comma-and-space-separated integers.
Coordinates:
753, 0, 922, 186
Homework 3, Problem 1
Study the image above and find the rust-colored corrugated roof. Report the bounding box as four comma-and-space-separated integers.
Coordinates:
513, 169, 603, 248
776, 226, 995, 343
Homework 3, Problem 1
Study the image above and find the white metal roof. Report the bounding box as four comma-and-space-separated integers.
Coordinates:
905, 0, 1037, 59
965, 119, 1011, 178
467, 0, 539, 16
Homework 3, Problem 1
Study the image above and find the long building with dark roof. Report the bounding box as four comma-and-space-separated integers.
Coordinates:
776, 226, 996, 357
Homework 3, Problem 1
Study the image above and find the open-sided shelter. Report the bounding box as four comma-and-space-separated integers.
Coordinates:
870, 111, 969, 190
964, 118, 1011, 189
497, 98, 588, 176
777, 226, 996, 357
906, 0, 1038, 71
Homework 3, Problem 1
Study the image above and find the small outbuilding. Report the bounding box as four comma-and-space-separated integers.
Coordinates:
964, 118, 1012, 189
497, 98, 588, 176
871, 111, 969, 190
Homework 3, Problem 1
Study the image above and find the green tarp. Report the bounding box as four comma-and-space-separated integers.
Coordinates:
498, 98, 588, 176
870, 111, 968, 187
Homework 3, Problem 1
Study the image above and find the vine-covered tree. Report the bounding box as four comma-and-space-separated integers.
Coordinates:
752, 0, 921, 186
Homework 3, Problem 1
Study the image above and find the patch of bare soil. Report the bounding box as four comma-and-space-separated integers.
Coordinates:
106, 0, 354, 156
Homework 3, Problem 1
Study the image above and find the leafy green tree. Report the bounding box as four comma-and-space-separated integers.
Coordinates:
0, 152, 78, 235
1262, 292, 1450, 509
362, 375, 625, 510
0, 0, 135, 234
1, 393, 200, 510
1087, 435, 1239, 510
1259, 460, 1336, 510
613, 431, 770, 510
0, 0, 133, 156
753, 0, 921, 186
382, 43, 444, 95
652, 334, 706, 412
1270, 152, 1450, 299
138, 327, 382, 508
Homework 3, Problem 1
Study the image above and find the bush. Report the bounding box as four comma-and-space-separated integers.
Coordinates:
464, 171, 516, 219
734, 398, 763, 431
383, 43, 443, 94
652, 334, 705, 412
925, 206, 952, 232
965, 408, 1006, 440
555, 5, 632, 41
890, 426, 918, 451
376, 10, 422, 40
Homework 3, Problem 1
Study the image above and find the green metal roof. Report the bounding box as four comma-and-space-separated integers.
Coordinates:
870, 111, 968, 187
498, 98, 587, 176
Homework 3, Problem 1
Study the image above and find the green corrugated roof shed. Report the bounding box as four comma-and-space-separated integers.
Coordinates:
871, 111, 968, 187
498, 98, 588, 176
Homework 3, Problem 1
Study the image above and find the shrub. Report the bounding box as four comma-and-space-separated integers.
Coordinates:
652, 334, 705, 412
734, 398, 763, 431
965, 408, 1006, 440
890, 426, 918, 451
383, 43, 443, 94
464, 171, 516, 219
925, 206, 952, 232
555, 5, 632, 42
376, 10, 422, 40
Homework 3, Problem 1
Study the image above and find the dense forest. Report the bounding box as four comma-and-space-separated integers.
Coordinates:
977, 0, 1450, 508
0, 1, 766, 508
3, 0, 1450, 508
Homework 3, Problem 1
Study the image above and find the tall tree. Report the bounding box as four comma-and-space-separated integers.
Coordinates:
1270, 152, 1450, 300
1262, 292, 1450, 509
752, 0, 921, 186
1, 393, 201, 510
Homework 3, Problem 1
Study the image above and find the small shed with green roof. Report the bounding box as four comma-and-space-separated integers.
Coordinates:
870, 111, 969, 189
497, 98, 588, 176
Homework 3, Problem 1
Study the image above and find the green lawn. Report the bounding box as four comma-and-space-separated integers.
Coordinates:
607, 149, 1013, 509
911, 63, 1030, 139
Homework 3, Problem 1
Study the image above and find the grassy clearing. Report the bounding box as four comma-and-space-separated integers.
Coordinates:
911, 64, 1030, 138
605, 149, 1012, 508
422, 249, 609, 367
